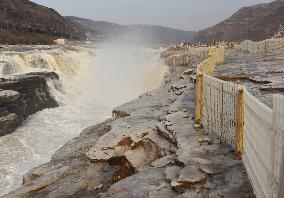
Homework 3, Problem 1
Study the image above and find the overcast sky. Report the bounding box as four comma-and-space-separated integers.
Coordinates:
33, 0, 274, 31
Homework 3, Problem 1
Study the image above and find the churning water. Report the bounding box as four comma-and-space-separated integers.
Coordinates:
0, 44, 168, 195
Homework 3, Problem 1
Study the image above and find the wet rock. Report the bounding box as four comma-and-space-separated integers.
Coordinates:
0, 74, 58, 119
0, 113, 21, 136
0, 90, 19, 105
25, 71, 59, 80
0, 107, 9, 116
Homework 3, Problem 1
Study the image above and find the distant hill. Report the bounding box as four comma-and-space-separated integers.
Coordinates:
0, 0, 86, 44
65, 16, 195, 45
193, 0, 284, 43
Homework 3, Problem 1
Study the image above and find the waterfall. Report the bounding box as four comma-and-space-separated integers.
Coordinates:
0, 46, 89, 77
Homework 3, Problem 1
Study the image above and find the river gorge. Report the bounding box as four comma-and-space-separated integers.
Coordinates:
0, 44, 168, 195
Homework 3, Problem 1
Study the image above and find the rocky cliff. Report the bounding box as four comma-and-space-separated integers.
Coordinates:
66, 16, 195, 45
0, 72, 59, 136
193, 0, 284, 42
0, 0, 86, 44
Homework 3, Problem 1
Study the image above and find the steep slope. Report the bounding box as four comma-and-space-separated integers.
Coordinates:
193, 0, 284, 43
0, 0, 86, 44
66, 16, 195, 45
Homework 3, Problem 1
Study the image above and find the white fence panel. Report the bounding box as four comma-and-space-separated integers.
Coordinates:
243, 90, 274, 198
273, 95, 284, 198
196, 45, 284, 198
202, 75, 238, 147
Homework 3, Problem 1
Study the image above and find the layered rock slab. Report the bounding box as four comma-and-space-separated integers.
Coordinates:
86, 115, 172, 170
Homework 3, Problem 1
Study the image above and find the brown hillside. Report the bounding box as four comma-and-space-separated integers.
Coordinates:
0, 0, 86, 44
193, 0, 284, 43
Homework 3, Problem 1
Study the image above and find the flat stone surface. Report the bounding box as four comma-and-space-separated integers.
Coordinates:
177, 166, 207, 184
103, 168, 166, 198
200, 164, 222, 175
149, 188, 178, 198
165, 166, 181, 182
214, 49, 284, 107
113, 87, 175, 120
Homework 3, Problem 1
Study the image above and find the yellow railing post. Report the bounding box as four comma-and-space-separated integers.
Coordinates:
236, 86, 244, 157
195, 72, 203, 128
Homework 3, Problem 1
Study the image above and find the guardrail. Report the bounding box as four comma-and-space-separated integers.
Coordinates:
194, 46, 284, 198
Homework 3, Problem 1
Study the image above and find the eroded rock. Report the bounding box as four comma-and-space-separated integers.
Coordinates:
171, 166, 207, 192
0, 74, 58, 119
102, 168, 166, 197
0, 90, 19, 105
7, 156, 135, 198
86, 116, 172, 170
